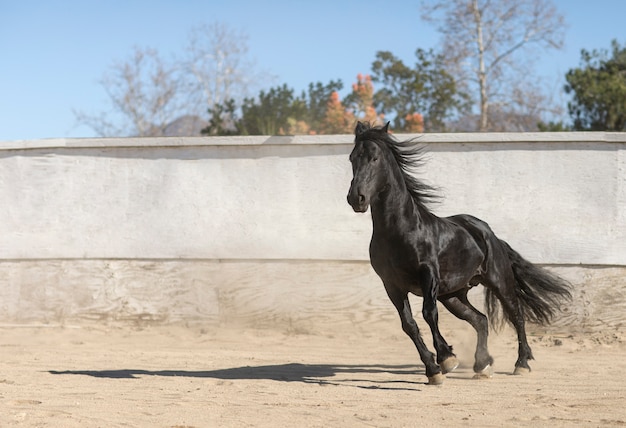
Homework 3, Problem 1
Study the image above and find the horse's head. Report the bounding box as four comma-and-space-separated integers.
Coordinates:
347, 121, 392, 213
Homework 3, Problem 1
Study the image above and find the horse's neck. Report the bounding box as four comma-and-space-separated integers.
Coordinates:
370, 181, 423, 235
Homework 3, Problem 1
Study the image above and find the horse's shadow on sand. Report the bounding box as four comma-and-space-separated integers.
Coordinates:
49, 363, 429, 391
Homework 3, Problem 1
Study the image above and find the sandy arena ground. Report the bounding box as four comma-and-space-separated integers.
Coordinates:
0, 320, 624, 427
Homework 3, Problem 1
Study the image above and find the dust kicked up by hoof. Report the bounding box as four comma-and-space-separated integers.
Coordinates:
513, 366, 531, 376
473, 364, 493, 380
441, 357, 459, 374
427, 373, 445, 385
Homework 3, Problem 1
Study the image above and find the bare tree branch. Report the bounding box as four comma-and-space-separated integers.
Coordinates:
422, 0, 566, 131
179, 23, 265, 118
73, 47, 183, 137
74, 22, 267, 137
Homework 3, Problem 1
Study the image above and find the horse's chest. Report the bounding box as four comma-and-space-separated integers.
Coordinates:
369, 235, 421, 289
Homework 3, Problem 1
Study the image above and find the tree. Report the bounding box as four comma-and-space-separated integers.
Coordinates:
371, 49, 468, 132
317, 91, 355, 134
206, 80, 354, 136
537, 120, 571, 132
238, 84, 307, 135
181, 23, 261, 118
74, 47, 184, 137
203, 99, 242, 136
403, 113, 425, 133
303, 80, 344, 131
565, 40, 626, 131
422, 0, 566, 131
343, 74, 385, 124
75, 23, 262, 137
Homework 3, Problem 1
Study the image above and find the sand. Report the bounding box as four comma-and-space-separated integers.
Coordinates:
0, 321, 624, 427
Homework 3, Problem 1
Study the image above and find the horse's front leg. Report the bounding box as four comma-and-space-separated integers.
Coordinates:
418, 263, 459, 374
384, 284, 444, 385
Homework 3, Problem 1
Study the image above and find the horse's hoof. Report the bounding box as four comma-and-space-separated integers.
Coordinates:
513, 366, 531, 376
473, 364, 493, 379
427, 373, 445, 385
441, 357, 459, 374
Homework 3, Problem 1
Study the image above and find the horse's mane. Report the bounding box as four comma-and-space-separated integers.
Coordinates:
355, 122, 440, 207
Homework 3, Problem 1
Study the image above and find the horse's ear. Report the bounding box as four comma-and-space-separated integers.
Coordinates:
355, 121, 368, 136
382, 121, 390, 133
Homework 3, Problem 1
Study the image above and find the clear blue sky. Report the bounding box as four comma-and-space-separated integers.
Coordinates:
1, 0, 624, 141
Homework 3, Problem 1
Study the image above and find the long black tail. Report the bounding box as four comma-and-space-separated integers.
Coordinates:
486, 240, 572, 330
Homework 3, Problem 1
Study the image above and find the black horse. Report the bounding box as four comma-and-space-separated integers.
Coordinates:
347, 122, 571, 385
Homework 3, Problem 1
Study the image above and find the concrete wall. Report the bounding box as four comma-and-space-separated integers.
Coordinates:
1, 133, 624, 331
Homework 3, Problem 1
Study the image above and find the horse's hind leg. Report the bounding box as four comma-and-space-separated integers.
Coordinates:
485, 274, 534, 374
441, 290, 494, 378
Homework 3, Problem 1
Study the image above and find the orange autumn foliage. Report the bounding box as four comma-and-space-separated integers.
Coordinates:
351, 74, 384, 125
404, 112, 425, 133
317, 91, 355, 134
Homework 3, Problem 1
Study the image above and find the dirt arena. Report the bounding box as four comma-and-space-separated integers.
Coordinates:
0, 318, 624, 428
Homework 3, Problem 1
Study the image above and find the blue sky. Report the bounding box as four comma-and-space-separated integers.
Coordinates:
1, 0, 625, 141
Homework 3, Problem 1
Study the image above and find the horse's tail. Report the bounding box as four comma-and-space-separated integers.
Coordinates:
485, 240, 572, 330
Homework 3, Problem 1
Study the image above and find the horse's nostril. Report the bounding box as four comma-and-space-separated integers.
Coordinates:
358, 194, 365, 204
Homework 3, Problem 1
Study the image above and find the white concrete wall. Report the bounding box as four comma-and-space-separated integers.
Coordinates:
1, 133, 624, 264
0, 133, 624, 329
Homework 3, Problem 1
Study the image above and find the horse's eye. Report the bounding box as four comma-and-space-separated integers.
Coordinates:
372, 156, 379, 163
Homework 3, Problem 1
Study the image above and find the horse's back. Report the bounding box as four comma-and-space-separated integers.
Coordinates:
445, 213, 512, 281
445, 214, 496, 247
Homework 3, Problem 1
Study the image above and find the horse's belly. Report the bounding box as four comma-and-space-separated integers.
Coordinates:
369, 231, 484, 295
438, 245, 484, 291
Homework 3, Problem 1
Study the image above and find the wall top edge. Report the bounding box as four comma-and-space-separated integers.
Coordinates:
0, 258, 622, 268
1, 132, 625, 151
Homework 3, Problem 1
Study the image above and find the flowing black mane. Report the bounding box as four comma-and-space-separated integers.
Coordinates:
355, 123, 440, 206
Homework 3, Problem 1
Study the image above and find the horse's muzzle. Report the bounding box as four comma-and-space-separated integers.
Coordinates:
347, 186, 369, 213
